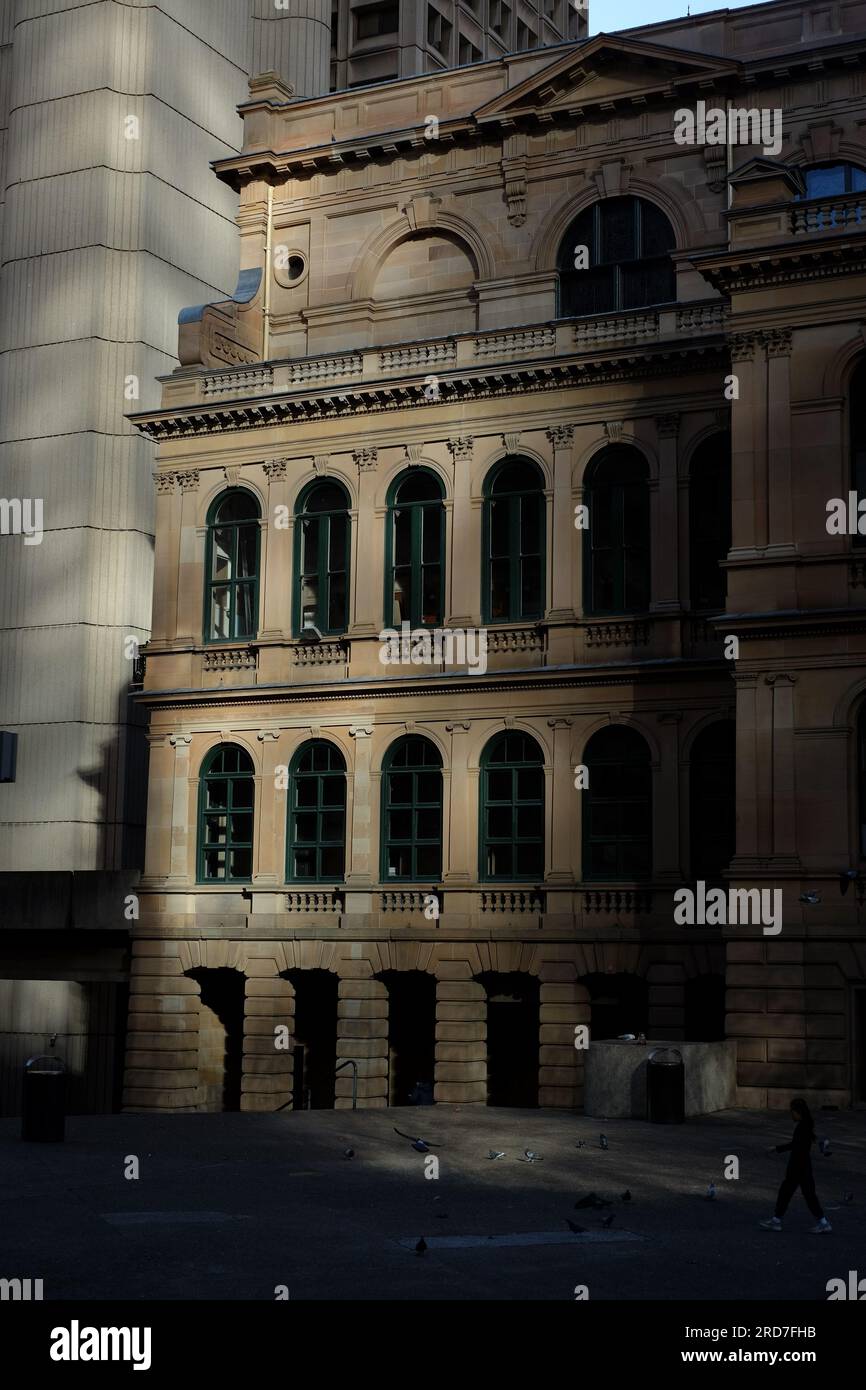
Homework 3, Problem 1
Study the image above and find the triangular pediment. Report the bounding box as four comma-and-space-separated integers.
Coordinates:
475, 34, 741, 123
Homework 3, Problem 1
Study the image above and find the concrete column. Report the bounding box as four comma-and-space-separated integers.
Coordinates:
260, 460, 291, 639
242, 975, 294, 1113
444, 721, 473, 883
435, 973, 487, 1103
176, 471, 204, 645
447, 436, 479, 626
336, 975, 389, 1109
249, 0, 331, 99
650, 414, 681, 612
646, 962, 686, 1040
123, 950, 200, 1111
546, 717, 573, 883
539, 977, 588, 1108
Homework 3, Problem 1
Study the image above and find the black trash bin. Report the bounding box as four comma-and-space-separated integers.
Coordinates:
647, 1047, 685, 1124
22, 1054, 67, 1142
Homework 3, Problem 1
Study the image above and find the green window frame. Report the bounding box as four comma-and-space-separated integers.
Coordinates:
479, 731, 545, 880
584, 446, 650, 616
557, 196, 676, 318
482, 458, 546, 623
197, 744, 255, 883
287, 740, 347, 882
203, 489, 261, 644
582, 726, 652, 881
381, 735, 442, 882
385, 470, 445, 628
293, 480, 351, 636
689, 432, 731, 612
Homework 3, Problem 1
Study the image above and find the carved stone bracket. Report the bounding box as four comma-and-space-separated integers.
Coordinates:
447, 436, 474, 461
176, 470, 200, 493
546, 425, 575, 449
153, 472, 176, 495
263, 459, 288, 480
353, 447, 378, 472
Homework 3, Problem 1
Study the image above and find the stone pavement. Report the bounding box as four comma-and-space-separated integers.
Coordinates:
1, 1106, 863, 1301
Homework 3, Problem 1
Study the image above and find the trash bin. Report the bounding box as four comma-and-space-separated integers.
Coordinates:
647, 1047, 685, 1124
22, 1053, 67, 1142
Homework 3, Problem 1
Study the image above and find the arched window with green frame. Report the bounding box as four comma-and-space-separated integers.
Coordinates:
286, 740, 347, 882
204, 490, 260, 643
479, 731, 545, 880
197, 744, 255, 883
583, 446, 650, 615
385, 470, 445, 628
293, 480, 351, 636
582, 725, 652, 880
483, 458, 546, 623
381, 736, 442, 881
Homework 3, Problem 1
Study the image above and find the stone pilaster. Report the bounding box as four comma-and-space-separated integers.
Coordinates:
260, 459, 291, 639
650, 413, 681, 612
241, 974, 294, 1113
646, 961, 686, 1040
336, 975, 389, 1108
435, 973, 487, 1103
538, 975, 588, 1108
123, 946, 200, 1111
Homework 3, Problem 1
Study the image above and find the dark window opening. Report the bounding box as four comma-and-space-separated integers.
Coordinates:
382, 736, 443, 882
689, 432, 732, 611
582, 972, 648, 1041
484, 457, 545, 622
690, 721, 736, 883
197, 745, 254, 883
583, 726, 652, 880
558, 197, 676, 318
204, 490, 260, 643
479, 972, 539, 1106
188, 969, 245, 1112
584, 446, 650, 615
287, 741, 346, 882
480, 731, 545, 880
378, 971, 436, 1105
285, 970, 338, 1109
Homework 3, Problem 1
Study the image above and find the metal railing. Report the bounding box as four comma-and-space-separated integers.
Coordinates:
335, 1059, 358, 1110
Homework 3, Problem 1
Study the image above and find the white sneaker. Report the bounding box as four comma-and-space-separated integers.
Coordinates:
810, 1218, 832, 1233
759, 1217, 782, 1230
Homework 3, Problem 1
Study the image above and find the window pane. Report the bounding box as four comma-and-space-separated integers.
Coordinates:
212, 532, 233, 581
394, 509, 411, 565
210, 588, 231, 641
328, 571, 346, 631
232, 778, 253, 808
416, 808, 440, 839
230, 848, 252, 878
302, 517, 319, 572
204, 850, 226, 880
235, 583, 254, 638
416, 845, 441, 877
329, 514, 346, 570
205, 814, 227, 844
388, 809, 412, 840
229, 812, 252, 843
237, 525, 257, 578
293, 848, 315, 878
521, 555, 541, 615
389, 773, 413, 804
321, 810, 344, 841
393, 567, 411, 625
296, 778, 317, 808
422, 506, 441, 563
205, 779, 228, 810
520, 493, 541, 553
321, 778, 346, 807
294, 813, 318, 843
321, 846, 345, 878
517, 768, 543, 800
488, 844, 512, 876
516, 842, 544, 876
487, 806, 512, 838
490, 559, 510, 619
600, 200, 636, 263
416, 771, 440, 803
422, 566, 441, 624
490, 499, 510, 556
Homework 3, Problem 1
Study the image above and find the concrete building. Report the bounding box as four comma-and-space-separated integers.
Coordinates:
0, 0, 571, 1115
127, 0, 866, 1115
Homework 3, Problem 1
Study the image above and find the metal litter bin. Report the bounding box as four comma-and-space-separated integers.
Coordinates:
22, 1053, 67, 1142
647, 1047, 685, 1124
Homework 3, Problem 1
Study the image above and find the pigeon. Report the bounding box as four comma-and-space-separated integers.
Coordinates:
601, 1213, 615, 1229
839, 869, 859, 896
600, 1134, 609, 1151
343, 1148, 355, 1159
617, 1033, 636, 1041
574, 1193, 599, 1210
637, 1033, 647, 1045
706, 1182, 716, 1200
487, 1150, 506, 1160
566, 1219, 586, 1234
575, 1140, 585, 1150
520, 1149, 543, 1163
843, 1192, 854, 1205
394, 1127, 436, 1152
819, 1138, 832, 1157
415, 1237, 427, 1256
620, 1190, 632, 1203
799, 891, 821, 905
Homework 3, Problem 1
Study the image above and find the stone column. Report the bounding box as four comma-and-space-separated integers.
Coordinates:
444, 721, 473, 883
345, 725, 374, 899
150, 473, 179, 645
241, 974, 295, 1113
646, 961, 686, 1039
546, 717, 573, 884
650, 414, 681, 613
731, 673, 760, 868
175, 470, 203, 645
336, 972, 389, 1108
729, 333, 766, 555
766, 330, 795, 555
546, 425, 576, 619
767, 674, 799, 866
168, 733, 193, 882
349, 453, 381, 637
142, 734, 174, 880
447, 436, 478, 626
435, 971, 487, 1103
254, 729, 282, 884
123, 944, 200, 1111
260, 460, 291, 639
538, 971, 588, 1109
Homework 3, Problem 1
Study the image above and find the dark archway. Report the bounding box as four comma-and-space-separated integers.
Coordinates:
284, 969, 337, 1109
377, 971, 436, 1105
582, 972, 648, 1040
478, 972, 539, 1107
188, 968, 245, 1112
684, 974, 726, 1042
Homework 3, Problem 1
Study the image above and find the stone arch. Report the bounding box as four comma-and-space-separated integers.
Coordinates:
472, 442, 553, 498
375, 458, 452, 509
681, 421, 731, 480
681, 709, 736, 762
351, 214, 494, 300
289, 465, 358, 513
573, 434, 659, 489
193, 731, 261, 777
576, 713, 661, 768
532, 177, 700, 274
468, 718, 552, 771
822, 331, 866, 399
197, 477, 265, 529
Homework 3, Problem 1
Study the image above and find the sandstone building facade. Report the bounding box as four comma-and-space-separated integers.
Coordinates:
127, 0, 866, 1115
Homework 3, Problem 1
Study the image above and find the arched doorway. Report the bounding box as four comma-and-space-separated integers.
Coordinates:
477, 972, 539, 1107
188, 968, 245, 1112
284, 970, 338, 1109
378, 971, 436, 1105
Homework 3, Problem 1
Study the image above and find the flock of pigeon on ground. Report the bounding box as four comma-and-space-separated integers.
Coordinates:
338, 1125, 853, 1256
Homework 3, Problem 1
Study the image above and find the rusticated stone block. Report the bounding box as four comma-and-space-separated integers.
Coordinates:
805, 1015, 845, 1037
125, 1049, 196, 1071
434, 1082, 487, 1103
436, 982, 485, 1002
767, 1039, 807, 1062
435, 1023, 486, 1042
767, 991, 805, 1012
539, 1023, 580, 1045
736, 1039, 767, 1061
130, 975, 200, 995
338, 980, 386, 999
436, 1003, 485, 1022
123, 1068, 198, 1089
337, 999, 388, 1019
123, 1088, 199, 1110
337, 1018, 388, 1039
435, 1062, 487, 1083
241, 1055, 295, 1075
539, 1004, 583, 1024
539, 1045, 576, 1067
538, 1066, 580, 1086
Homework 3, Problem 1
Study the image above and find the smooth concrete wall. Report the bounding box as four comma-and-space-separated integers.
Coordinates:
584, 1040, 738, 1119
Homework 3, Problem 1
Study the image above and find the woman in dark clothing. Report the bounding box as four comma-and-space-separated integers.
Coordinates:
759, 1098, 831, 1233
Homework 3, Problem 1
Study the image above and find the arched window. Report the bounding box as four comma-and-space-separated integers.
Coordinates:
480, 732, 545, 880
690, 721, 736, 882
689, 432, 731, 611
483, 458, 546, 622
851, 360, 866, 552
287, 741, 347, 882
800, 163, 866, 199
583, 726, 651, 880
584, 447, 650, 615
386, 471, 445, 628
294, 480, 351, 636
204, 490, 260, 643
557, 196, 676, 318
197, 745, 254, 883
381, 736, 442, 881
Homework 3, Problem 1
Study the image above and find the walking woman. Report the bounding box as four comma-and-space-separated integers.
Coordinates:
759, 1098, 831, 1233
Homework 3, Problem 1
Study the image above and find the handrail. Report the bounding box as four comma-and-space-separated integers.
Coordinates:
335, 1059, 358, 1110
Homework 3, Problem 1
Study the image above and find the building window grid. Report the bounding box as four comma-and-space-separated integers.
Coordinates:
483, 459, 545, 623
381, 737, 443, 882
204, 491, 260, 644
287, 741, 347, 883
480, 733, 545, 881
197, 746, 255, 884
294, 481, 351, 636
